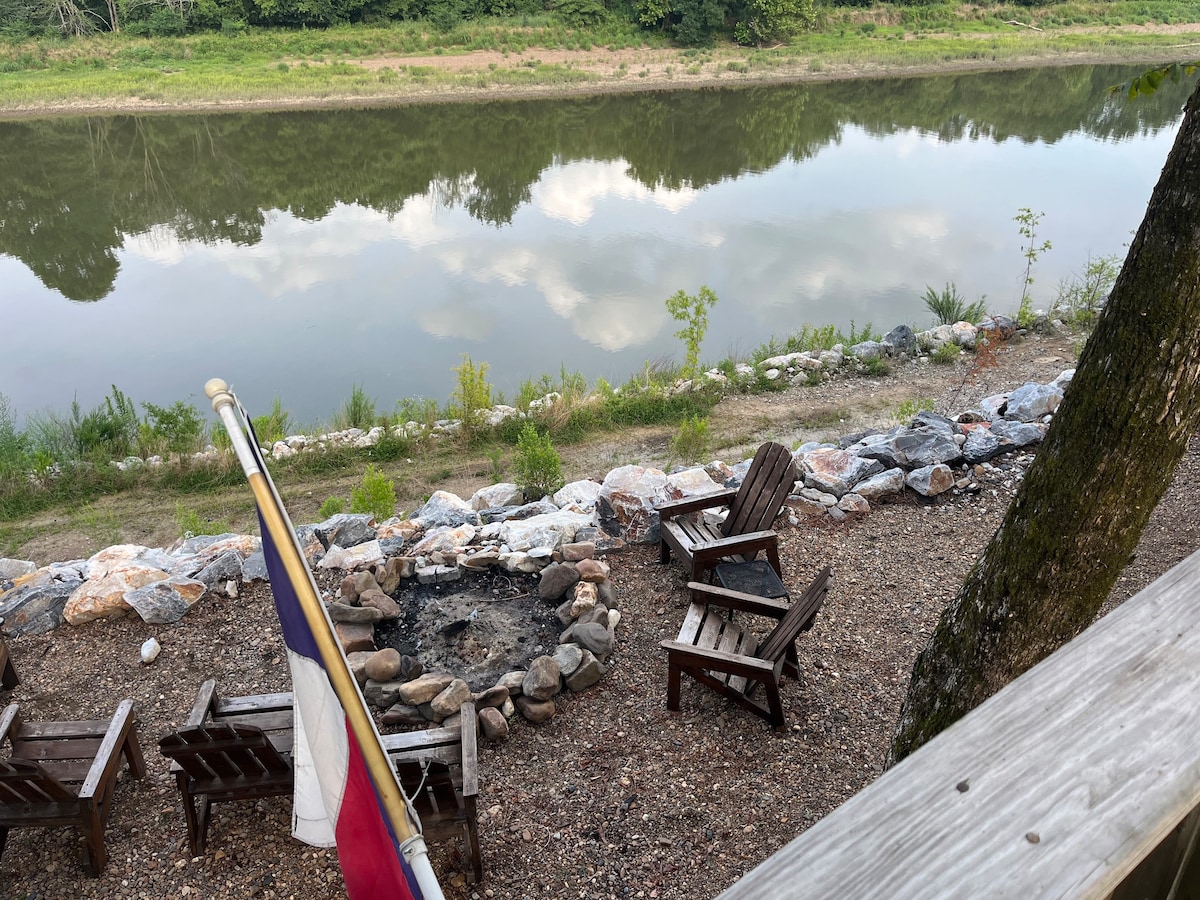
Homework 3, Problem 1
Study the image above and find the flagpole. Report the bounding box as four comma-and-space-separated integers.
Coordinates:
205, 379, 444, 900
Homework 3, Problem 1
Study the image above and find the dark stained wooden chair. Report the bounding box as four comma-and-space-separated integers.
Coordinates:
0, 698, 146, 875
382, 701, 482, 884
0, 637, 18, 690
160, 680, 483, 882
157, 679, 294, 856
656, 441, 798, 582
662, 566, 831, 729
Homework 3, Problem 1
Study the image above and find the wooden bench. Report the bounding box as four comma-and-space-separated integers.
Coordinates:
0, 698, 146, 874
383, 702, 481, 883
662, 566, 831, 729
159, 681, 483, 881
157, 680, 294, 856
657, 441, 798, 582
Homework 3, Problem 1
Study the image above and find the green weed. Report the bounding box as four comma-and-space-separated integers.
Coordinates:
350, 463, 397, 521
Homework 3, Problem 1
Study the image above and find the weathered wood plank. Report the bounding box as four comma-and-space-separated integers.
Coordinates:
720, 548, 1200, 899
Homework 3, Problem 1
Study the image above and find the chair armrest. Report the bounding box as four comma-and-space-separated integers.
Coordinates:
459, 701, 477, 798
186, 679, 218, 726
655, 488, 739, 518
686, 583, 790, 619
0, 703, 20, 748
80, 698, 136, 801
660, 641, 778, 679
689, 531, 780, 565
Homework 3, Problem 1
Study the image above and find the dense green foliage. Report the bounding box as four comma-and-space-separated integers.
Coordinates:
513, 422, 564, 498
350, 463, 397, 519
923, 282, 987, 325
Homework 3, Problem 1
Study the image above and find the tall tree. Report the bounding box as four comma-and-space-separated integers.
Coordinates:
889, 80, 1200, 764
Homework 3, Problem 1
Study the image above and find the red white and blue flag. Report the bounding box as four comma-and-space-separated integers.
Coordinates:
238, 416, 437, 900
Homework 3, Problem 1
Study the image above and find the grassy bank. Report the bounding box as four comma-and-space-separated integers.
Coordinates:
2, 2, 1200, 113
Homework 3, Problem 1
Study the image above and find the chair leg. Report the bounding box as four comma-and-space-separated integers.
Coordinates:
464, 798, 483, 884
122, 729, 148, 779
81, 803, 107, 876
0, 655, 18, 690
0, 825, 8, 860
766, 545, 782, 579
666, 658, 682, 712
659, 540, 671, 565
764, 683, 785, 731
178, 778, 208, 856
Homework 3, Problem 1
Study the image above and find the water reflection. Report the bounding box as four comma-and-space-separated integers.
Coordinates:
0, 64, 1190, 422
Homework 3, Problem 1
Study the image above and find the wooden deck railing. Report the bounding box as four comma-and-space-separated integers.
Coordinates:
720, 548, 1200, 899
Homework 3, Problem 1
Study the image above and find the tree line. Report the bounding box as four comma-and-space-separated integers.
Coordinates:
0, 0, 821, 47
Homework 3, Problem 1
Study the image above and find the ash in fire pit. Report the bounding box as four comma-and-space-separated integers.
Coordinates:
374, 570, 562, 692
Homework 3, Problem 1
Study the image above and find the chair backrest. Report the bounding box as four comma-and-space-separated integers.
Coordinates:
0, 757, 75, 806
758, 566, 832, 664
721, 442, 798, 539
159, 723, 291, 786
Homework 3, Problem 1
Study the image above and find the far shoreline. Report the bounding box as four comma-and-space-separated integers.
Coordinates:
0, 40, 1192, 120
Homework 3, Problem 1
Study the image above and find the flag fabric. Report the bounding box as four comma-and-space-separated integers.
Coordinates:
247, 426, 425, 899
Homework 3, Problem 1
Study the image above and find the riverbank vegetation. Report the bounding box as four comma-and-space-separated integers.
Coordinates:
1, 1, 1199, 111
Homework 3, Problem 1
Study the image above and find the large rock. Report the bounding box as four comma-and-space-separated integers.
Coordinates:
538, 562, 580, 601
990, 419, 1047, 449
522, 656, 562, 701
856, 427, 962, 470
470, 483, 524, 511
194, 550, 244, 590
596, 465, 669, 545
553, 480, 603, 511
665, 467, 723, 500
414, 491, 480, 528
1004, 382, 1064, 422
411, 524, 477, 556
399, 673, 455, 706
852, 467, 906, 501
124, 576, 206, 624
961, 427, 1008, 464
801, 448, 882, 499
565, 650, 606, 692
0, 559, 37, 581
64, 563, 170, 625
314, 513, 378, 549
500, 510, 594, 553
0, 578, 81, 636
906, 464, 955, 497
882, 324, 915, 356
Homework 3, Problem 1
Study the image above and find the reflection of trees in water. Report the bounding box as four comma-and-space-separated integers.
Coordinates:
0, 63, 1189, 303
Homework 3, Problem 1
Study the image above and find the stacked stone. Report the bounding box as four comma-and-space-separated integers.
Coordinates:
332, 540, 619, 743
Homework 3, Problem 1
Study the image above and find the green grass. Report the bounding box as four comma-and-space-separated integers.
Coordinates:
0, 6, 1196, 110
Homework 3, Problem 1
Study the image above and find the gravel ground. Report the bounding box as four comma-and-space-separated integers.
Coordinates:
4, 333, 1199, 899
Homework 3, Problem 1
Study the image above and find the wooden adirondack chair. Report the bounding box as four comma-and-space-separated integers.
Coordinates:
0, 698, 146, 875
157, 679, 294, 855
656, 441, 798, 582
0, 637, 18, 690
661, 566, 831, 729
160, 680, 484, 881
382, 701, 482, 884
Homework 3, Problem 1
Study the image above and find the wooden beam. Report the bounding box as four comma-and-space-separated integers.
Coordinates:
720, 548, 1200, 899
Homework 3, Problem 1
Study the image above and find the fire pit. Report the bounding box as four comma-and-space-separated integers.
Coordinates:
373, 570, 563, 692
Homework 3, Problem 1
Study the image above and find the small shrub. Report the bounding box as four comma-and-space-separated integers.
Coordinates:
923, 282, 987, 325
335, 384, 377, 431
451, 355, 493, 440
895, 397, 935, 423
1054, 253, 1120, 324
665, 286, 719, 381
932, 342, 962, 365
487, 447, 506, 483
142, 400, 205, 458
252, 398, 293, 445
673, 414, 710, 463
860, 356, 890, 377
513, 423, 564, 499
175, 503, 232, 538
350, 464, 397, 522
318, 496, 346, 518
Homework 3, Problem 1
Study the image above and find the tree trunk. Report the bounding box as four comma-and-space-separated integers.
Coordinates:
889, 81, 1200, 765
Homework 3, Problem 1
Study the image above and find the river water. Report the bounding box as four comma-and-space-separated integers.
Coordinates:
0, 64, 1190, 426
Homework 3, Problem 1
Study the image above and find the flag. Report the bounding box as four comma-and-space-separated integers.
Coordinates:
206, 383, 442, 900
257, 508, 423, 899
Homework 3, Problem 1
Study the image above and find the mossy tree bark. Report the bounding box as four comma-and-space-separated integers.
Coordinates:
889, 82, 1200, 765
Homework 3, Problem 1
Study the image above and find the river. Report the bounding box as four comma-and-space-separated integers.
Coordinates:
0, 63, 1190, 426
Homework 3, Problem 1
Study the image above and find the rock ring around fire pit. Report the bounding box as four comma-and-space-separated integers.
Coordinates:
327, 542, 620, 741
